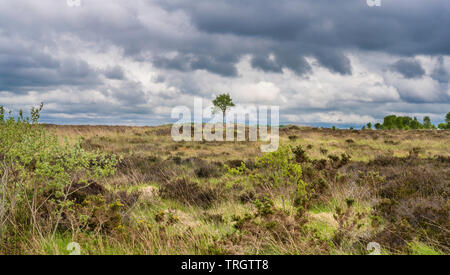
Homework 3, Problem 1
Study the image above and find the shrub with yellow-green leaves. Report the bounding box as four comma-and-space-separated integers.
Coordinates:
226, 146, 310, 215
0, 104, 118, 248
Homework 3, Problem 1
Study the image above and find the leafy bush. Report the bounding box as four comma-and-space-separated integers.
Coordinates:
227, 146, 310, 215
292, 145, 309, 163
254, 197, 275, 217
255, 146, 303, 186
333, 199, 367, 246
0, 105, 118, 248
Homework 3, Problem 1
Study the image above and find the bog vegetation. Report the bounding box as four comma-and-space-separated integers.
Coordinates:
0, 105, 449, 255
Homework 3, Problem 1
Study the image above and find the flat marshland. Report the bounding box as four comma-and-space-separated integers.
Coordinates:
2, 124, 450, 255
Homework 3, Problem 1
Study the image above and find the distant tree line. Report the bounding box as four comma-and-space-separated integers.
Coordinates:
364, 112, 450, 130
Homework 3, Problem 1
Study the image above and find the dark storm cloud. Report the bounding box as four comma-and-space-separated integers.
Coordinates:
313, 50, 352, 75
391, 59, 425, 79
250, 48, 349, 76
274, 51, 312, 76
109, 81, 148, 105
0, 54, 101, 93
2, 0, 449, 80
0, 34, 101, 93
431, 56, 448, 83
157, 0, 450, 75
104, 66, 125, 80
153, 55, 192, 72
0, 0, 449, 124
153, 54, 238, 77
251, 55, 283, 73
190, 55, 238, 77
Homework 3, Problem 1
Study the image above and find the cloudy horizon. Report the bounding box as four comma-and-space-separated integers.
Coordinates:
0, 0, 449, 127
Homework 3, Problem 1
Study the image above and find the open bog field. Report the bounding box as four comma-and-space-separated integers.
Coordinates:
48, 124, 450, 162
2, 124, 449, 255
32, 124, 448, 255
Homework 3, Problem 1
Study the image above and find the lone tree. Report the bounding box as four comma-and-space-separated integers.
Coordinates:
212, 93, 235, 125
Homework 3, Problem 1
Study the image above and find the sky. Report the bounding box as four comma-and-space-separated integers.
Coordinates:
0, 0, 449, 127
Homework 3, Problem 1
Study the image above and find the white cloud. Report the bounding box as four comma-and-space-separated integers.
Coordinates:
233, 81, 281, 103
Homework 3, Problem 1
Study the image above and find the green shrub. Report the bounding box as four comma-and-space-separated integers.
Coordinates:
254, 146, 303, 185
228, 146, 310, 214
292, 145, 309, 163
254, 197, 275, 217
0, 105, 118, 247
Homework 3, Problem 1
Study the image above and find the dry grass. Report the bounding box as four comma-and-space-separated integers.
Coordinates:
10, 124, 447, 255
46, 124, 450, 162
